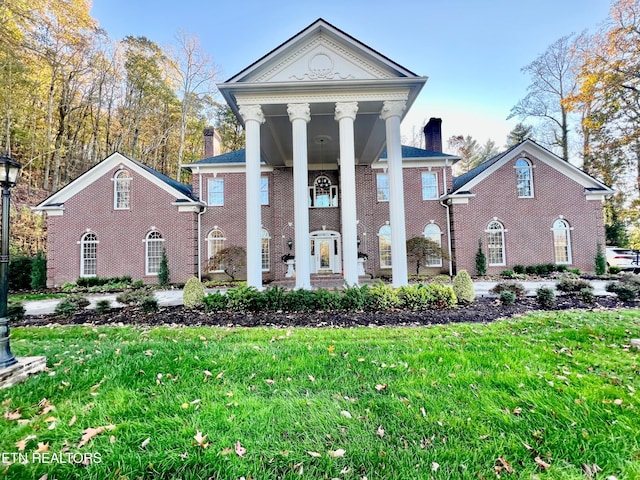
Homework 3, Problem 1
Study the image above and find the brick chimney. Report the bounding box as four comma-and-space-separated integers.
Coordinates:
423, 118, 442, 153
203, 127, 215, 158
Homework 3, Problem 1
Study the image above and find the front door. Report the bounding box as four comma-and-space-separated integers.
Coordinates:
317, 239, 332, 272
310, 230, 341, 274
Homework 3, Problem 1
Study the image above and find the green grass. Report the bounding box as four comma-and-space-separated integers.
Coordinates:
1, 309, 639, 479
8, 293, 67, 302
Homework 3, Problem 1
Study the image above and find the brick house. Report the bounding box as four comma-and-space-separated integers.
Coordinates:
34, 19, 613, 288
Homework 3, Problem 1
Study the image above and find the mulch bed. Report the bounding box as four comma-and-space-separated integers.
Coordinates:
16, 296, 636, 329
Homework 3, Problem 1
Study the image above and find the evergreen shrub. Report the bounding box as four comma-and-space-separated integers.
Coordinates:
30, 251, 47, 290
203, 291, 228, 312
369, 282, 401, 310
452, 270, 475, 303
499, 291, 516, 305
536, 287, 555, 309
183, 277, 205, 308
490, 281, 526, 299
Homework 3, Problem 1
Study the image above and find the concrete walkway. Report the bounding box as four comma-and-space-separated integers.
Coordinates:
21, 280, 614, 316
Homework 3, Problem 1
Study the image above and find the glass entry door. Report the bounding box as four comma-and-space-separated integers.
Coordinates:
310, 231, 341, 274
317, 239, 331, 271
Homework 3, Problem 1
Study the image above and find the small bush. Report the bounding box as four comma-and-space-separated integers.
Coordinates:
595, 243, 607, 276
141, 296, 159, 313
341, 284, 372, 311
61, 282, 77, 292
132, 280, 144, 289
568, 268, 582, 276
475, 240, 486, 276
579, 287, 595, 305
536, 287, 555, 309
183, 277, 205, 308
513, 264, 526, 275
490, 281, 526, 299
556, 273, 592, 294
369, 282, 401, 310
95, 299, 112, 314
425, 283, 457, 308
314, 288, 342, 312
9, 256, 33, 290
500, 270, 516, 278
116, 288, 155, 306
158, 249, 170, 286
608, 266, 622, 275
54, 294, 89, 317
7, 301, 25, 321
262, 286, 288, 312
284, 289, 316, 312
525, 265, 539, 275
605, 273, 640, 302
226, 284, 263, 313
452, 270, 475, 303
499, 291, 516, 305
30, 251, 47, 290
432, 275, 451, 283
399, 284, 433, 310
203, 291, 228, 312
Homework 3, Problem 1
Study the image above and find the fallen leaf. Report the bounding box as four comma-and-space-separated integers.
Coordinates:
495, 457, 514, 474
376, 426, 385, 438
4, 408, 21, 421
38, 398, 55, 415
48, 421, 56, 430
68, 415, 77, 427
328, 448, 346, 458
235, 441, 247, 457
140, 437, 150, 449
44, 416, 56, 423
78, 425, 116, 448
144, 350, 153, 356
513, 407, 523, 415
375, 384, 387, 391
534, 456, 551, 470
37, 474, 48, 480
431, 461, 440, 472
308, 374, 315, 382
193, 430, 210, 449
216, 371, 224, 379
36, 442, 50, 453
15, 435, 36, 451
582, 464, 602, 479
340, 410, 352, 419
340, 466, 351, 474
613, 399, 623, 406
265, 379, 275, 385
307, 451, 321, 458
220, 447, 233, 456
1, 398, 11, 407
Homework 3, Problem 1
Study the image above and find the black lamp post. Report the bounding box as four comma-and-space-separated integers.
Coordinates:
0, 153, 21, 369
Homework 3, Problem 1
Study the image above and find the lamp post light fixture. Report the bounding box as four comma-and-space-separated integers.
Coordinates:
0, 153, 21, 369
287, 237, 293, 251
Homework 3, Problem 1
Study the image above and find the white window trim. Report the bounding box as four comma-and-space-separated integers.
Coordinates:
552, 219, 573, 265
207, 178, 224, 206
260, 177, 269, 206
378, 225, 392, 269
423, 224, 443, 267
79, 233, 98, 278
376, 173, 389, 203
207, 229, 226, 273
309, 175, 338, 208
261, 228, 271, 272
515, 158, 534, 199
113, 170, 132, 210
421, 172, 439, 201
486, 221, 506, 267
144, 231, 165, 276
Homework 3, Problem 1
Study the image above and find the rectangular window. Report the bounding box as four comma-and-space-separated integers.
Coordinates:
376, 174, 389, 202
208, 178, 224, 206
260, 177, 269, 205
421, 172, 438, 200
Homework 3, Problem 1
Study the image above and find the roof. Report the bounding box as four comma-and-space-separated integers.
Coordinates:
128, 156, 197, 200
381, 145, 459, 160
187, 149, 251, 166
451, 143, 520, 191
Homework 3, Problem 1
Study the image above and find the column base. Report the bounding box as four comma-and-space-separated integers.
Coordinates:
0, 356, 47, 390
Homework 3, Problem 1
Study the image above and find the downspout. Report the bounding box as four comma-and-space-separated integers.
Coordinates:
440, 159, 453, 278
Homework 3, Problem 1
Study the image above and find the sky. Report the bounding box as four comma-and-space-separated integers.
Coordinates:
90, 0, 612, 150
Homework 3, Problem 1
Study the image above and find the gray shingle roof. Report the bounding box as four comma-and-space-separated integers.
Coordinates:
380, 145, 458, 159
451, 143, 521, 191
128, 157, 198, 201
188, 149, 250, 165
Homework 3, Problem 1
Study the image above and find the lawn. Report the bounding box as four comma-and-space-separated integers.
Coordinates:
1, 310, 639, 479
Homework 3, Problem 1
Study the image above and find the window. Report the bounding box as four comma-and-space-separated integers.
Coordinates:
376, 173, 389, 202
145, 231, 164, 275
80, 232, 98, 277
208, 178, 224, 206
421, 172, 438, 200
261, 228, 270, 271
260, 177, 269, 205
486, 221, 506, 266
423, 224, 443, 267
552, 219, 572, 264
515, 158, 533, 198
378, 225, 392, 268
309, 175, 338, 207
207, 229, 226, 272
114, 170, 131, 209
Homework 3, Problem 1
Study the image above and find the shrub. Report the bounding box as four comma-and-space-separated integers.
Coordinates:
579, 287, 595, 305
30, 251, 47, 290
314, 288, 342, 311
226, 284, 263, 313
475, 240, 486, 276
556, 273, 592, 294
500, 270, 516, 278
7, 300, 25, 321
116, 288, 155, 306
132, 280, 145, 289
158, 249, 170, 286
183, 277, 205, 308
605, 273, 640, 302
568, 268, 582, 276
595, 243, 607, 276
262, 286, 288, 312
141, 296, 159, 313
499, 291, 516, 305
54, 294, 90, 317
525, 265, 539, 275
341, 284, 372, 311
490, 281, 526, 299
425, 283, 457, 308
369, 282, 401, 310
95, 299, 112, 314
513, 264, 526, 275
536, 287, 555, 309
203, 291, 228, 312
608, 266, 622, 275
399, 284, 434, 310
452, 270, 475, 304
61, 282, 77, 292
284, 289, 316, 312
9, 256, 32, 290
432, 274, 451, 283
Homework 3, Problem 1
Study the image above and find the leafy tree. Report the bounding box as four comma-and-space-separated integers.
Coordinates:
30, 250, 47, 289
509, 34, 582, 161
447, 135, 499, 174
595, 243, 607, 275
213, 103, 245, 153
406, 237, 447, 276
210, 246, 247, 281
506, 123, 534, 146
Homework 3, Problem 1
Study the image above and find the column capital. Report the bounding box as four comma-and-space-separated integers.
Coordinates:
334, 101, 358, 121
287, 103, 311, 123
239, 104, 265, 124
380, 100, 406, 120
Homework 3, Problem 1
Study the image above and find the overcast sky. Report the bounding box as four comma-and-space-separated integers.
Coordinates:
91, 0, 611, 151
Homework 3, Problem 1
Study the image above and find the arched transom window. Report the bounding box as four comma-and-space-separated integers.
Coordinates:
515, 158, 533, 198
309, 175, 338, 207
114, 170, 132, 209
423, 223, 443, 267
552, 219, 572, 264
80, 232, 98, 277
486, 220, 506, 266
145, 231, 164, 275
207, 229, 226, 272
378, 225, 392, 268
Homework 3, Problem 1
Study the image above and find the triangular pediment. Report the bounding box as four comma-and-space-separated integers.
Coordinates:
227, 19, 418, 85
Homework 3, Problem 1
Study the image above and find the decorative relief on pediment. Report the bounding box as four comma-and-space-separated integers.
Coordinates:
289, 52, 354, 81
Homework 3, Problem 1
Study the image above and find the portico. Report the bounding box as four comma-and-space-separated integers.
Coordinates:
218, 19, 428, 289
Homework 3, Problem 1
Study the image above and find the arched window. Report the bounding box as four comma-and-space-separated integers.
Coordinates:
207, 229, 226, 272
261, 228, 270, 272
552, 219, 572, 264
515, 158, 533, 198
423, 224, 443, 267
80, 232, 98, 277
378, 225, 392, 268
309, 175, 338, 208
486, 221, 506, 266
145, 231, 164, 275
114, 170, 132, 209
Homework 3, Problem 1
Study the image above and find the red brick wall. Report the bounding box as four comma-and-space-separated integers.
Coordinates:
46, 166, 198, 287
450, 151, 606, 275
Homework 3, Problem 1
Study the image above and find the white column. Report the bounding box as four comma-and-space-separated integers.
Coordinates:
381, 100, 408, 288
335, 102, 359, 286
239, 104, 265, 290
288, 103, 312, 289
